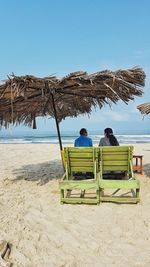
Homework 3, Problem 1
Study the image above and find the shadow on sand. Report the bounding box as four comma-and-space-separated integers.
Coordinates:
12, 160, 150, 185
12, 159, 64, 185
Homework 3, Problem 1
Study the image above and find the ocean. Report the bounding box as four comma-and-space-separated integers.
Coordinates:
0, 131, 150, 144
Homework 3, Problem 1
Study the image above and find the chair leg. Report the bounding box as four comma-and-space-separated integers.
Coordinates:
101, 188, 104, 196
140, 158, 143, 175
96, 190, 100, 204
60, 189, 64, 203
136, 188, 140, 201
99, 188, 104, 202
80, 190, 85, 198
66, 189, 72, 198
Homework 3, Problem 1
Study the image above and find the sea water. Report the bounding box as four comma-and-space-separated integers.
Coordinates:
0, 131, 150, 145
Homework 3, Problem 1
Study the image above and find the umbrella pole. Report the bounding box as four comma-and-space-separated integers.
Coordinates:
51, 94, 63, 151
54, 118, 63, 151
51, 93, 64, 169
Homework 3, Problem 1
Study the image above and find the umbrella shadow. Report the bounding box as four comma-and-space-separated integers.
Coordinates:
143, 163, 150, 178
12, 159, 64, 185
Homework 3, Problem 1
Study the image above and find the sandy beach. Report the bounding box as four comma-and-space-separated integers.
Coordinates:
0, 143, 150, 267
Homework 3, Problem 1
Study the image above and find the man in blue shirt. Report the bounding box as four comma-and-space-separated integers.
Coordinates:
74, 128, 93, 179
74, 128, 93, 147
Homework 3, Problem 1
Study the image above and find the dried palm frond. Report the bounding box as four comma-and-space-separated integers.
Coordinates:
137, 102, 150, 115
0, 67, 146, 128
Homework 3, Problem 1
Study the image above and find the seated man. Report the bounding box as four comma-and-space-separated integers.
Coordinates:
74, 128, 93, 147
74, 128, 93, 179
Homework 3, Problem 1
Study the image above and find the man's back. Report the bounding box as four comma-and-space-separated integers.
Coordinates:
74, 135, 93, 147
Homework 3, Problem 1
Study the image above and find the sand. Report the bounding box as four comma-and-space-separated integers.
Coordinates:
0, 143, 150, 267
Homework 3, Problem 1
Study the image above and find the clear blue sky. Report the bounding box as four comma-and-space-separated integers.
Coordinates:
0, 0, 150, 135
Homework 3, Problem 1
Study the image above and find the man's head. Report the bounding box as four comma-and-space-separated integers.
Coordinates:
79, 128, 88, 136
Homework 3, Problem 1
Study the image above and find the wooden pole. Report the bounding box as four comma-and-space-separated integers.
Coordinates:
51, 92, 65, 170
51, 92, 63, 151
44, 81, 64, 169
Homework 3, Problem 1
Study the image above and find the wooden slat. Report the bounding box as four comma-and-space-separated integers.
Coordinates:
102, 166, 128, 171
65, 147, 94, 153
71, 167, 94, 172
70, 158, 93, 162
102, 155, 128, 160
102, 151, 129, 154
70, 162, 93, 167
103, 161, 128, 166
59, 180, 98, 190
99, 179, 140, 189
100, 197, 139, 203
61, 197, 98, 204
68, 153, 94, 158
101, 146, 133, 152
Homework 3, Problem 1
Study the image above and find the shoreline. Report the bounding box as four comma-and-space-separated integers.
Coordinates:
0, 141, 150, 146
1, 133, 150, 146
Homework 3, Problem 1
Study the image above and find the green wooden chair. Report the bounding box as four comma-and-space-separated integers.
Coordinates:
59, 147, 100, 204
99, 146, 140, 204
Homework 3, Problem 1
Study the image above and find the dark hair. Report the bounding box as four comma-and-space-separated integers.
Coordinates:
80, 128, 88, 135
104, 128, 119, 146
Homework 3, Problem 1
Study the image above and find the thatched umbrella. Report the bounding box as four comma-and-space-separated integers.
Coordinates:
0, 67, 146, 151
137, 102, 150, 115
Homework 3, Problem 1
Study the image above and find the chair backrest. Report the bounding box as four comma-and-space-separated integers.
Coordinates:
99, 146, 133, 174
63, 147, 99, 174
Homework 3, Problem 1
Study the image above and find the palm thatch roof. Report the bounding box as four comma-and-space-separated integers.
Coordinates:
0, 67, 146, 128
137, 102, 150, 115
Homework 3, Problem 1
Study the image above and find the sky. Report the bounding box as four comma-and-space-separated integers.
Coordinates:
0, 0, 150, 135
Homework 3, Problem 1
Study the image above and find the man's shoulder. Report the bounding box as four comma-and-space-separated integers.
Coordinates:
87, 136, 92, 140
86, 136, 92, 145
75, 136, 82, 144
74, 136, 80, 144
